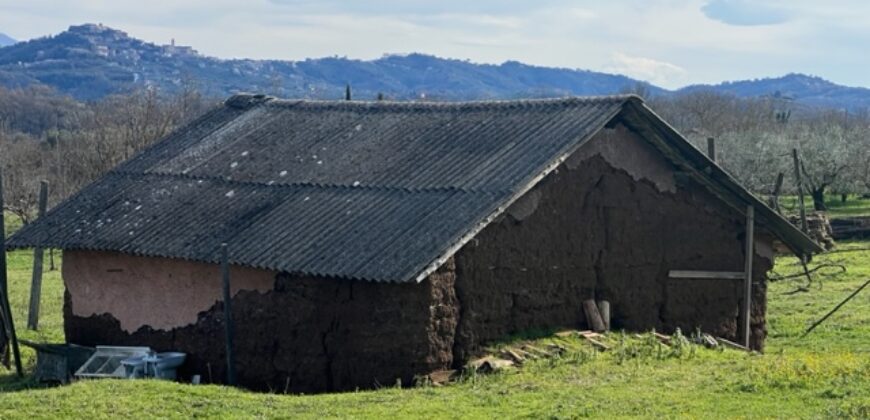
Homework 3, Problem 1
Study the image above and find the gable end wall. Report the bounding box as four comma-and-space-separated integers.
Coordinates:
451, 124, 773, 361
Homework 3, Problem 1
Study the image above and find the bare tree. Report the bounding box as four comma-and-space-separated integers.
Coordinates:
0, 86, 213, 221
793, 112, 865, 210
0, 131, 44, 224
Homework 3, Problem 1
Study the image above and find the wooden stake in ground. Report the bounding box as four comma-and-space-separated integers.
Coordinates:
769, 172, 784, 214
792, 149, 808, 233
801, 278, 870, 338
597, 300, 610, 331
582, 299, 606, 332
0, 169, 23, 376
706, 137, 716, 162
27, 180, 48, 330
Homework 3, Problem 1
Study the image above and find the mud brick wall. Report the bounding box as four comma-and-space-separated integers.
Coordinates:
62, 123, 776, 392
451, 126, 774, 361
64, 256, 458, 392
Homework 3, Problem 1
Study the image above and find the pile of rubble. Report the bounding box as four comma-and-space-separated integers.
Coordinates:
420, 330, 748, 386
788, 211, 835, 250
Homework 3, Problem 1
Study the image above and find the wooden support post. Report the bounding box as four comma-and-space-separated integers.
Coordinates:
792, 149, 808, 233
742, 205, 755, 349
597, 300, 610, 331
221, 243, 236, 386
706, 137, 716, 162
582, 299, 606, 332
345, 84, 352, 101
27, 180, 48, 330
769, 172, 784, 214
0, 169, 23, 376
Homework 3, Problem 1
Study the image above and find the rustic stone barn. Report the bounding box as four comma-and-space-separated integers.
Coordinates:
8, 94, 820, 392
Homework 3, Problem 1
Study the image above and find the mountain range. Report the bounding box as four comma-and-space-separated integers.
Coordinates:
0, 32, 15, 47
2, 23, 870, 110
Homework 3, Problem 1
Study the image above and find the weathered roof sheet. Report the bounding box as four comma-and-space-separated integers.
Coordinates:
7, 96, 630, 282
8, 94, 822, 281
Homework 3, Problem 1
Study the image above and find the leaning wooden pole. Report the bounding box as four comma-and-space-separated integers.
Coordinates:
220, 243, 237, 386
0, 169, 23, 376
27, 180, 48, 330
792, 149, 808, 233
742, 205, 755, 349
769, 172, 784, 214
801, 278, 870, 338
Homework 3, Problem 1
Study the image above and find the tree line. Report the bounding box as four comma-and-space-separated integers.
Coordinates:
0, 85, 213, 224
1, 85, 869, 224
647, 90, 870, 210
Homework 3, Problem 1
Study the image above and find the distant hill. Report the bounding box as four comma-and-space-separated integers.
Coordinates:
0, 24, 661, 101
677, 74, 870, 110
1, 23, 869, 110
0, 32, 15, 47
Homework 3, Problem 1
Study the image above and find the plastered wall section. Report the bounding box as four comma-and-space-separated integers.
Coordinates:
63, 250, 276, 332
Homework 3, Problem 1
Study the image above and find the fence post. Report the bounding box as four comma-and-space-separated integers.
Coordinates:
742, 205, 755, 349
792, 149, 808, 233
27, 180, 49, 330
707, 137, 716, 162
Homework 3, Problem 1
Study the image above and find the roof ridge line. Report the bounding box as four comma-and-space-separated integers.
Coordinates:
111, 169, 504, 195
258, 94, 641, 109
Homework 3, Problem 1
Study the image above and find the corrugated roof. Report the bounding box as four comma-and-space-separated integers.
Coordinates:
7, 94, 822, 281
7, 95, 630, 282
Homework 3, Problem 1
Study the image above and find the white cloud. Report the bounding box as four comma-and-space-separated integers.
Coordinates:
606, 53, 689, 88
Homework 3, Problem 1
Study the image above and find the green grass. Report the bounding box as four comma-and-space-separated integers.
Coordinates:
1, 216, 868, 418
779, 194, 870, 218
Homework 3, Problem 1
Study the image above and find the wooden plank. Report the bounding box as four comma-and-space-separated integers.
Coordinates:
579, 331, 602, 339
742, 205, 755, 349
503, 349, 525, 363
717, 337, 749, 351
582, 299, 606, 332
653, 332, 672, 345
27, 180, 48, 330
668, 270, 745, 280
582, 336, 610, 351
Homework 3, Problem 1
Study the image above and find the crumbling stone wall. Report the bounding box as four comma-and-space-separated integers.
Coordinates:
452, 125, 774, 361
64, 255, 458, 392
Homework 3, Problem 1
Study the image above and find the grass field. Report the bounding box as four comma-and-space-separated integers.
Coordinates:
779, 194, 870, 218
0, 216, 868, 418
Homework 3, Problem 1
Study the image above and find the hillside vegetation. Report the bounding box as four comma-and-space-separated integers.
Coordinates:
0, 208, 867, 418
4, 24, 870, 109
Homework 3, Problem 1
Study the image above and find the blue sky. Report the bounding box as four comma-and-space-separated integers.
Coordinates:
0, 0, 867, 89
